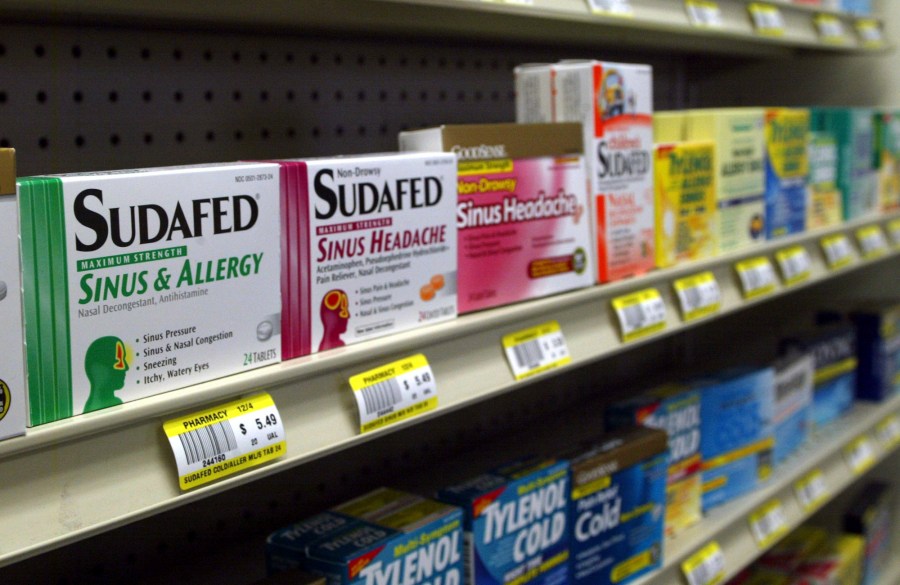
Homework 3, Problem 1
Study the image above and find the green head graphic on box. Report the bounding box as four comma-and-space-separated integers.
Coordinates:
84, 336, 129, 413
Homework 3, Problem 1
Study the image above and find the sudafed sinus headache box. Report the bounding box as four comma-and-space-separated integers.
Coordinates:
399, 123, 592, 313
437, 457, 570, 585
274, 153, 457, 359
18, 162, 282, 425
0, 149, 26, 440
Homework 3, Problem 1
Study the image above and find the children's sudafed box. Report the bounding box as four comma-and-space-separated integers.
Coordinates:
764, 108, 810, 239
437, 458, 570, 585
565, 426, 667, 585
275, 153, 457, 358
0, 149, 25, 440
400, 123, 592, 313
552, 60, 655, 283
266, 488, 464, 585
18, 163, 282, 425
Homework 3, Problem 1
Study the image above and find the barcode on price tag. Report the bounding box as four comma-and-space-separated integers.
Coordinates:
163, 392, 286, 491
776, 246, 812, 286
587, 0, 634, 17
748, 3, 785, 36
350, 354, 437, 433
502, 321, 572, 381
612, 288, 667, 342
686, 0, 723, 27
845, 435, 877, 474
856, 19, 883, 47
876, 415, 900, 450
887, 219, 900, 246
815, 14, 846, 43
857, 225, 889, 259
673, 272, 722, 322
749, 499, 789, 548
682, 541, 726, 585
794, 469, 829, 511
821, 234, 855, 269
736, 257, 778, 299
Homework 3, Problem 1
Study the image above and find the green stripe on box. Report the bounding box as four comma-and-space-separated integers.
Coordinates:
48, 181, 72, 419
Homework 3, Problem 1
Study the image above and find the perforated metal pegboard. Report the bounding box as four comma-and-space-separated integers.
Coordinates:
0, 22, 688, 176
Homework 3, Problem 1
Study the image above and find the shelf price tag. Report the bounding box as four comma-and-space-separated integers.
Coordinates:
736, 257, 778, 299
748, 3, 785, 36
587, 0, 634, 17
482, 0, 534, 4
502, 321, 572, 381
845, 435, 877, 475
856, 19, 883, 47
875, 415, 900, 450
887, 219, 900, 247
682, 541, 726, 585
674, 271, 722, 322
163, 392, 286, 491
350, 354, 437, 434
612, 288, 667, 342
776, 245, 812, 286
794, 469, 829, 512
821, 234, 855, 269
685, 0, 723, 28
748, 499, 789, 548
815, 14, 847, 43
856, 225, 889, 259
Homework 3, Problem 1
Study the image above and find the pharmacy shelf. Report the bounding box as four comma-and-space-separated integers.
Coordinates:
0, 0, 888, 56
0, 211, 899, 566
634, 392, 900, 585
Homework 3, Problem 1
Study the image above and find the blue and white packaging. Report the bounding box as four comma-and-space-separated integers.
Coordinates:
850, 303, 900, 401
565, 426, 668, 585
772, 353, 814, 466
696, 367, 775, 512
437, 458, 569, 585
266, 488, 464, 585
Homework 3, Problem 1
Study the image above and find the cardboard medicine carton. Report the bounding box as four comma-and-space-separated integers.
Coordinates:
0, 148, 25, 439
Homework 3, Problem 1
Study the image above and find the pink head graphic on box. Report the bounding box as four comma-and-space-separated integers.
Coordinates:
319, 289, 350, 351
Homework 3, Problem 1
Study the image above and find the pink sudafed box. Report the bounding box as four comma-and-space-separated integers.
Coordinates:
273, 153, 458, 359
400, 123, 593, 313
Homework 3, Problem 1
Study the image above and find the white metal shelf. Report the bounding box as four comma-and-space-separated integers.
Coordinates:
0, 0, 889, 56
0, 211, 898, 566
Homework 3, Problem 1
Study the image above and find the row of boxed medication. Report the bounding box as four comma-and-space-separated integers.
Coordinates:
262, 306, 899, 585
1, 57, 899, 433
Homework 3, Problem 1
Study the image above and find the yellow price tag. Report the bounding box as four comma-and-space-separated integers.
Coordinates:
163, 392, 286, 491
682, 541, 726, 585
502, 321, 572, 381
857, 225, 889, 259
776, 246, 812, 286
587, 0, 634, 17
876, 415, 900, 450
845, 435, 877, 475
794, 469, 829, 512
887, 218, 900, 247
748, 3, 785, 36
673, 272, 722, 322
349, 354, 438, 433
685, 0, 723, 27
748, 499, 789, 548
821, 234, 854, 269
815, 14, 846, 44
735, 256, 778, 299
856, 18, 883, 47
612, 288, 667, 342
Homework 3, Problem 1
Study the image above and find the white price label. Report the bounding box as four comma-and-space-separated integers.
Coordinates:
845, 436, 877, 474
612, 288, 667, 342
673, 272, 722, 322
749, 499, 789, 548
686, 0, 723, 27
821, 234, 855, 269
736, 257, 778, 299
350, 354, 437, 433
876, 415, 900, 450
887, 219, 900, 246
856, 19, 883, 46
163, 392, 286, 491
857, 225, 889, 259
795, 469, 829, 511
587, 0, 633, 17
503, 321, 572, 381
483, 0, 534, 4
682, 541, 726, 585
776, 246, 812, 286
749, 3, 785, 36
815, 14, 846, 43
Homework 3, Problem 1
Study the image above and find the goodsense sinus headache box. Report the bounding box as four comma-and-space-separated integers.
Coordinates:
0, 149, 25, 440
274, 153, 457, 359
437, 457, 570, 585
17, 162, 282, 425
399, 123, 592, 313
564, 426, 667, 585
266, 488, 464, 585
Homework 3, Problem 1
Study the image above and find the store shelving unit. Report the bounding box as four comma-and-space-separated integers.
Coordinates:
1, 0, 898, 582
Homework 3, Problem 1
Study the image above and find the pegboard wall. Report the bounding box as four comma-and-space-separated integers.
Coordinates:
0, 22, 688, 176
